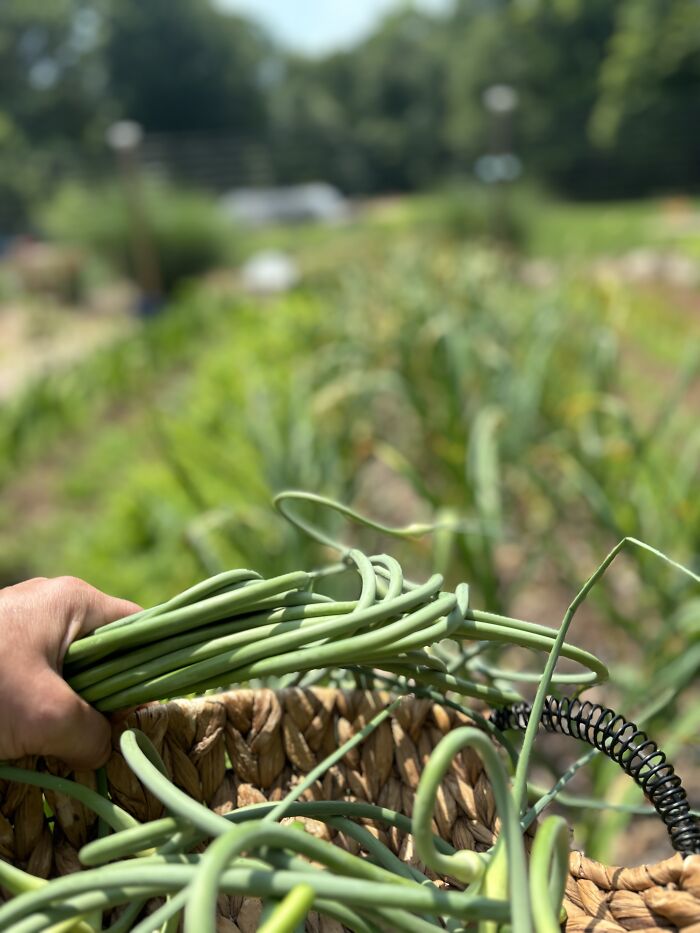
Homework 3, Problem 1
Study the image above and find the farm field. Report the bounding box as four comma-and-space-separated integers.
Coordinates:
1, 194, 699, 867
4, 2, 700, 926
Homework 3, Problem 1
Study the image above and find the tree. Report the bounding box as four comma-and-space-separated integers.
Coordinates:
0, 0, 107, 143
268, 8, 454, 193
2, 0, 699, 231
507, 0, 618, 196
0, 0, 108, 229
104, 0, 269, 134
591, 0, 700, 193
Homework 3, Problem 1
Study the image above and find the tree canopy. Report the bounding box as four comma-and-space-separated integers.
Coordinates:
1, 0, 698, 229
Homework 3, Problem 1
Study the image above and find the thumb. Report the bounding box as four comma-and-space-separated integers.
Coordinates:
72, 583, 142, 637
55, 578, 142, 664
28, 669, 112, 770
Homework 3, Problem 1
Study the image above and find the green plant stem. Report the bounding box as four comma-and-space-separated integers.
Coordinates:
0, 765, 137, 833
80, 799, 457, 868
0, 859, 511, 929
512, 537, 699, 815
256, 884, 315, 933
528, 816, 569, 933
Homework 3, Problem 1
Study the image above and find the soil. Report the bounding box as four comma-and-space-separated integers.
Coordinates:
0, 290, 136, 403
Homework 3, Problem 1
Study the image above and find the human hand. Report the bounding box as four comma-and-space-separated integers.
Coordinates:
0, 576, 141, 769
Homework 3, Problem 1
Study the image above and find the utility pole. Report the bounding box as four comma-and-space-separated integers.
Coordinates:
477, 85, 521, 240
106, 120, 163, 313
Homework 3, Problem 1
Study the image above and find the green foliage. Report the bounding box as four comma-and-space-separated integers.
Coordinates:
416, 182, 536, 247
0, 0, 106, 141
1, 214, 699, 865
0, 283, 236, 494
0, 0, 109, 230
40, 179, 232, 293
265, 0, 698, 198
3, 232, 698, 612
590, 0, 700, 192
105, 0, 269, 134
2, 0, 699, 234
0, 115, 44, 229
243, 0, 699, 198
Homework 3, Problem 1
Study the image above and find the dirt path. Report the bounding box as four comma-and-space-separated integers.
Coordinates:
0, 302, 136, 403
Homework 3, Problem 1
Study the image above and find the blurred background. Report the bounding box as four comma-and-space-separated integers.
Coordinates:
1, 0, 699, 865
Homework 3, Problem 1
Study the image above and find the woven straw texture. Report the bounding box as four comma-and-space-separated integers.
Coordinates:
0, 687, 699, 932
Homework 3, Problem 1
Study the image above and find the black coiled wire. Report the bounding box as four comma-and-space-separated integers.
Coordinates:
491, 695, 700, 857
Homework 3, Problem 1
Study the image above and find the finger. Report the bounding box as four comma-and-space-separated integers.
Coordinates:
25, 669, 112, 770
79, 588, 143, 634
0, 577, 48, 592
52, 577, 142, 638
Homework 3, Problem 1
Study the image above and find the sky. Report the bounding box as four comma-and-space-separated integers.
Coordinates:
216, 0, 453, 56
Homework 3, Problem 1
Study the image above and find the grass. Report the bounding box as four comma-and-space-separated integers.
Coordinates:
367, 186, 700, 265
526, 198, 662, 259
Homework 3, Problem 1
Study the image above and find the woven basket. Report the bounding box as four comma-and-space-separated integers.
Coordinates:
1, 688, 699, 932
